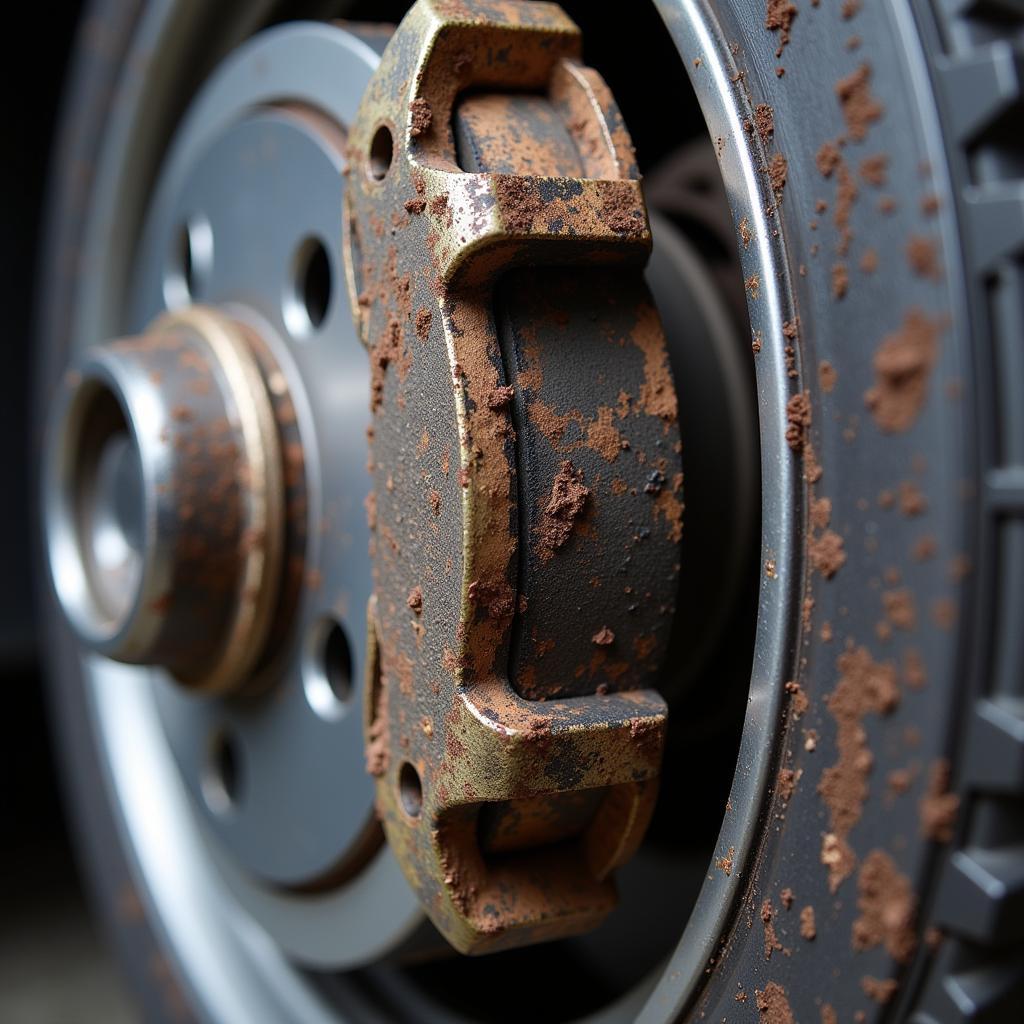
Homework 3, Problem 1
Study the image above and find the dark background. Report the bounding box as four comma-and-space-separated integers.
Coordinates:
3, 3, 134, 1018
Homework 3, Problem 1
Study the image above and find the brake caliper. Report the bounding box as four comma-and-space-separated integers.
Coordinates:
344, 0, 682, 954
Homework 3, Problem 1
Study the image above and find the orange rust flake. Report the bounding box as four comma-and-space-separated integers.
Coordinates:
800, 905, 816, 940
906, 235, 942, 280
768, 153, 788, 197
818, 647, 900, 887
761, 899, 784, 959
785, 680, 809, 717
920, 758, 959, 842
633, 301, 679, 424
858, 153, 888, 186
407, 586, 423, 615
591, 626, 615, 646
864, 309, 943, 433
862, 977, 898, 1005
755, 981, 795, 1024
535, 461, 590, 562
409, 97, 432, 137
765, 0, 798, 57
810, 530, 846, 578
832, 262, 849, 299
785, 392, 811, 452
587, 406, 627, 463
853, 849, 917, 962
836, 64, 883, 142
754, 103, 775, 144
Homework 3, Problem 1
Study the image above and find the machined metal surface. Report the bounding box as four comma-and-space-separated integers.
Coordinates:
343, 0, 682, 954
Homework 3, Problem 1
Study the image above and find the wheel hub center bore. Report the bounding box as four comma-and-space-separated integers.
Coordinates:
45, 307, 286, 694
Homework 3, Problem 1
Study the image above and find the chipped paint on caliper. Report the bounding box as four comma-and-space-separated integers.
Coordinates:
344, 0, 682, 954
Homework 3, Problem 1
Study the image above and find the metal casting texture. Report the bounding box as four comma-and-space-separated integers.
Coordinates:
344, 0, 683, 955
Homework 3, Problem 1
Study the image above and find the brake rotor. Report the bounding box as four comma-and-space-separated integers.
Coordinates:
343, 0, 683, 954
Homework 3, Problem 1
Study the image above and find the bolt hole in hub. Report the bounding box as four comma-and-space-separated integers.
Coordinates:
42, 4, 770, 1021
285, 235, 333, 337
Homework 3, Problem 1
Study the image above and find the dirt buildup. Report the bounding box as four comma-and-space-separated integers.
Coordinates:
864, 308, 942, 433
765, 0, 798, 57
409, 97, 433, 137
800, 905, 817, 939
496, 177, 543, 234
860, 248, 879, 273
535, 461, 590, 562
755, 982, 795, 1024
836, 64, 883, 141
920, 758, 959, 842
769, 153, 789, 196
819, 361, 837, 393
899, 479, 928, 516
818, 647, 900, 887
486, 385, 514, 409
591, 626, 615, 646
761, 899, 784, 959
467, 578, 515, 621
862, 977, 898, 1004
785, 392, 812, 452
906, 235, 942, 279
370, 319, 404, 412
407, 586, 423, 614
754, 103, 775, 143
777, 767, 800, 802
821, 832, 856, 893
810, 530, 846, 578
785, 680, 809, 717
817, 141, 842, 177
859, 154, 888, 186
601, 188, 644, 237
882, 587, 916, 630
853, 849, 917, 962
415, 308, 433, 342
832, 262, 849, 299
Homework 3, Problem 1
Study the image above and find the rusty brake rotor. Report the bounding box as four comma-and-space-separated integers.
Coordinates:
344, 0, 683, 955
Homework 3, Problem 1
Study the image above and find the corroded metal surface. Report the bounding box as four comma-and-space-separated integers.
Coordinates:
344, 0, 683, 953
43, 307, 288, 695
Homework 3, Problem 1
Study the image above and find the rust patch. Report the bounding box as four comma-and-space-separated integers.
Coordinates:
919, 758, 959, 842
535, 460, 590, 562
409, 96, 433, 137
818, 647, 899, 888
755, 982, 795, 1024
765, 0, 798, 57
864, 309, 943, 433
800, 905, 816, 940
836, 64, 883, 141
853, 849, 917, 962
761, 899, 784, 959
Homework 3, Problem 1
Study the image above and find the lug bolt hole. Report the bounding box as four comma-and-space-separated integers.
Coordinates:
368, 124, 394, 181
303, 616, 354, 719
164, 214, 213, 308
399, 762, 423, 819
284, 236, 333, 338
202, 728, 242, 814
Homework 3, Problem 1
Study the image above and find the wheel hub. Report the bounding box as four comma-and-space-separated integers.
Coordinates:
40, 0, 747, 971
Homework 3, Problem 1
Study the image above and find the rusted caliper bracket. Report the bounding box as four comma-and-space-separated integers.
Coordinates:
344, 0, 683, 954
